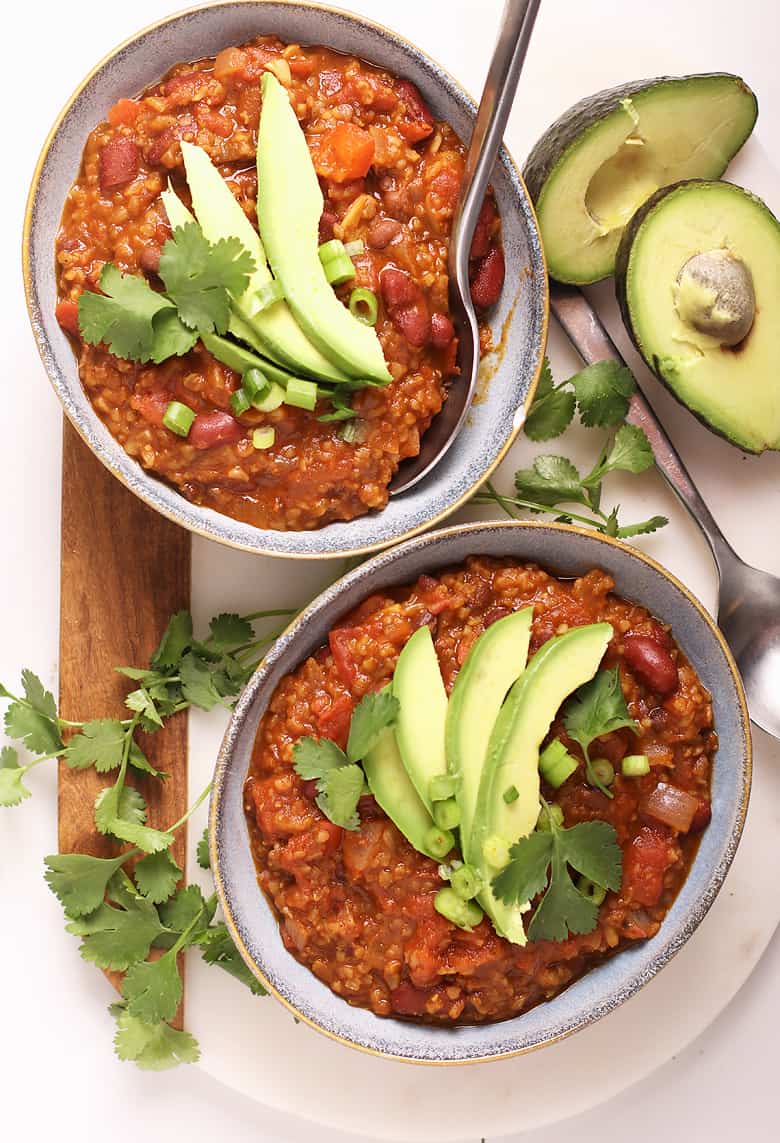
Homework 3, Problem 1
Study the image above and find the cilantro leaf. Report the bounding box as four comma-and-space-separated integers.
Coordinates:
22, 669, 58, 720
571, 361, 635, 428
0, 750, 32, 807
616, 515, 669, 539
491, 832, 554, 907
150, 308, 198, 363
113, 1008, 200, 1070
196, 827, 211, 870
208, 613, 253, 651
4, 682, 63, 753
111, 820, 176, 855
121, 954, 182, 1024
601, 423, 655, 475
559, 819, 623, 892
158, 223, 255, 334
64, 719, 126, 772
198, 923, 267, 996
79, 264, 174, 363
44, 851, 128, 918
68, 878, 164, 970
525, 387, 576, 442
316, 763, 364, 830
94, 783, 146, 836
346, 690, 399, 761
563, 668, 639, 795
514, 455, 586, 507
0, 745, 19, 769
179, 652, 223, 711
292, 737, 348, 780
151, 611, 194, 668
157, 884, 215, 944
124, 687, 164, 728
528, 849, 599, 941
134, 849, 182, 903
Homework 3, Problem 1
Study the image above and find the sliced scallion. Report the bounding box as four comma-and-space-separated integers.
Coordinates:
539, 739, 578, 789
252, 382, 285, 413
433, 798, 460, 831
536, 802, 564, 832
243, 366, 269, 401
450, 864, 479, 901
343, 239, 365, 257
323, 253, 356, 286
424, 826, 455, 861
284, 377, 318, 411
317, 238, 345, 263
340, 420, 359, 444
429, 774, 457, 803
348, 287, 378, 325
163, 401, 195, 438
622, 754, 651, 777
434, 887, 484, 931
252, 427, 276, 450
230, 389, 251, 417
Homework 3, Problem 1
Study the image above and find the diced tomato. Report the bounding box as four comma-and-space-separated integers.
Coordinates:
342, 73, 398, 112
310, 123, 375, 183
288, 56, 315, 78
390, 981, 435, 1016
328, 627, 359, 687
107, 98, 141, 128
99, 137, 139, 191
622, 826, 672, 907
188, 411, 244, 450
315, 693, 354, 747
195, 103, 234, 138
55, 300, 80, 337
130, 389, 170, 427
214, 46, 246, 80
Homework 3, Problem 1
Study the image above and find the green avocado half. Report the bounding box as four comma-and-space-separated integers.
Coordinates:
615, 179, 780, 454
524, 73, 757, 284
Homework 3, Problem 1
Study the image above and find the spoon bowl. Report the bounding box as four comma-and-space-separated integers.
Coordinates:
718, 558, 780, 738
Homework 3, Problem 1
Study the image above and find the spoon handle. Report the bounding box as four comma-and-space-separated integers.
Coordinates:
549, 282, 738, 577
450, 0, 541, 293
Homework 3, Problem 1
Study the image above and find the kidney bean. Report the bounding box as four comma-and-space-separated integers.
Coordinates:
470, 197, 497, 261
470, 244, 505, 309
138, 244, 162, 275
393, 302, 431, 348
189, 411, 244, 450
430, 312, 455, 350
380, 267, 431, 347
99, 137, 139, 191
380, 266, 418, 309
318, 209, 337, 243
395, 79, 434, 142
624, 634, 679, 696
367, 216, 402, 249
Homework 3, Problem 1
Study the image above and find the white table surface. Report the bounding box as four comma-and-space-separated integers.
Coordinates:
3, 1, 779, 1140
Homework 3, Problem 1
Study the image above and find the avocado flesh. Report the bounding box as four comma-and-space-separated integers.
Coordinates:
363, 725, 441, 860
445, 608, 533, 866
180, 142, 350, 384
257, 74, 392, 384
617, 180, 780, 453
393, 626, 448, 813
525, 74, 757, 284
471, 623, 612, 946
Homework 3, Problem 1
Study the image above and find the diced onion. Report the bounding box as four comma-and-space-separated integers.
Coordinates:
642, 782, 698, 832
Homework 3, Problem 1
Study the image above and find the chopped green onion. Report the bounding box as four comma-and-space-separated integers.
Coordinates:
433, 798, 460, 830
339, 420, 360, 444
252, 382, 285, 413
450, 864, 479, 901
243, 367, 269, 401
537, 802, 564, 832
482, 835, 510, 870
438, 859, 462, 881
323, 253, 356, 286
230, 389, 251, 417
429, 775, 457, 802
577, 876, 607, 906
424, 826, 455, 860
284, 377, 318, 411
503, 785, 519, 804
318, 239, 345, 263
317, 393, 355, 422
343, 239, 365, 257
591, 758, 615, 788
434, 887, 484, 930
162, 401, 195, 437
622, 754, 651, 777
252, 427, 275, 450
539, 739, 578, 789
254, 280, 285, 312
348, 287, 379, 326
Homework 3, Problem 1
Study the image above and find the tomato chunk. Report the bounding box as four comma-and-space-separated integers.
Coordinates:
328, 628, 359, 687
623, 826, 672, 907
315, 693, 354, 747
99, 137, 139, 191
189, 411, 244, 450
55, 300, 80, 337
310, 123, 375, 182
107, 99, 141, 128
130, 389, 170, 426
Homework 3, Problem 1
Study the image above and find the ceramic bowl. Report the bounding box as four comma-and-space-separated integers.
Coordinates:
210, 521, 751, 1063
23, 1, 547, 559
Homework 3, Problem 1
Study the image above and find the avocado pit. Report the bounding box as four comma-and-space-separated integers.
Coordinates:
674, 249, 755, 347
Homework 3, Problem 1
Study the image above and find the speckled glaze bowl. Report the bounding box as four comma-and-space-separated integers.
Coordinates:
23, 1, 547, 559
211, 521, 751, 1063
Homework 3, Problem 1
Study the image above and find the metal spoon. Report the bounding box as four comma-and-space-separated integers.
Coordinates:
551, 281, 780, 741
389, 0, 541, 494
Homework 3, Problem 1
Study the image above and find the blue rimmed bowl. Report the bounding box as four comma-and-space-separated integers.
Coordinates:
210, 520, 751, 1063
23, 1, 547, 559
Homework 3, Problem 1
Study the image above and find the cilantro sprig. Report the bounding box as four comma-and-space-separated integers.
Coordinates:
563, 668, 639, 796
492, 803, 622, 942
475, 358, 668, 540
292, 689, 399, 830
77, 222, 255, 364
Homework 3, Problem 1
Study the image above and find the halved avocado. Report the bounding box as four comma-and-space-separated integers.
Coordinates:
616, 179, 780, 453
393, 626, 448, 813
445, 608, 533, 866
471, 623, 612, 945
524, 74, 757, 284
180, 142, 350, 384
363, 725, 442, 860
257, 73, 392, 384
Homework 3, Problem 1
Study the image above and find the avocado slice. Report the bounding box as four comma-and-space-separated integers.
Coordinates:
472, 623, 612, 945
363, 725, 442, 860
256, 73, 392, 384
393, 626, 448, 813
445, 608, 533, 866
616, 179, 780, 453
524, 74, 757, 284
201, 330, 302, 392
180, 141, 350, 384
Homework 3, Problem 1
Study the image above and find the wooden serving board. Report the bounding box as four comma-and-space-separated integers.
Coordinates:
58, 421, 191, 1014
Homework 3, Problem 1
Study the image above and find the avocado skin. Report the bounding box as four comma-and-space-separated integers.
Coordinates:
524, 74, 758, 284
614, 178, 776, 454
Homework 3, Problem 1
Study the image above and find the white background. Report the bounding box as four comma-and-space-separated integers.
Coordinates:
3, 1, 779, 1140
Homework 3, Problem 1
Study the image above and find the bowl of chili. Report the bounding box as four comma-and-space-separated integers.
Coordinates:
23, 1, 547, 558
211, 520, 750, 1062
